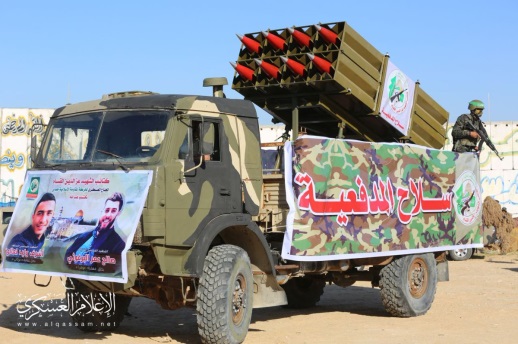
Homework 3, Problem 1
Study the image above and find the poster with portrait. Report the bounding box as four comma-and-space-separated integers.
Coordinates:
1, 170, 152, 283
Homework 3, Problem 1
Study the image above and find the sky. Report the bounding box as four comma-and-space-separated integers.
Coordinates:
1, 0, 517, 124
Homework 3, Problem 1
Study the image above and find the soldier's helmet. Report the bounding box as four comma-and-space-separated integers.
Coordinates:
468, 99, 484, 111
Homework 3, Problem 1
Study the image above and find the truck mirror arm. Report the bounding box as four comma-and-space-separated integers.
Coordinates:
184, 117, 205, 174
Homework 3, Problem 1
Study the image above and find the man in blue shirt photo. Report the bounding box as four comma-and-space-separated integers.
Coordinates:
64, 192, 126, 273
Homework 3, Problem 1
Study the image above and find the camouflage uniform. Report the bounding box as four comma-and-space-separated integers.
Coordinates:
451, 113, 485, 153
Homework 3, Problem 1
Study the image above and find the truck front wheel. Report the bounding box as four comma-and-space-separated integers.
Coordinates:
379, 253, 437, 317
197, 245, 253, 344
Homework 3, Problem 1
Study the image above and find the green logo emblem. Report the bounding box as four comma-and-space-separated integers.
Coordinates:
26, 177, 40, 199
453, 171, 481, 225
388, 70, 409, 114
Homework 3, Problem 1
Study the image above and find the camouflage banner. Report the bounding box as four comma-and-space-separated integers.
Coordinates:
1, 170, 152, 282
282, 136, 483, 261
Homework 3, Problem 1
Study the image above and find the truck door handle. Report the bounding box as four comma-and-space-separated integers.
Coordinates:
220, 189, 231, 196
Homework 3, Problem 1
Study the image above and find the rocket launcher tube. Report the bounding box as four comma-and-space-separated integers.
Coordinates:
254, 59, 280, 79
236, 34, 261, 54
230, 62, 255, 82
262, 31, 286, 51
280, 56, 306, 77
287, 27, 311, 47
314, 24, 339, 44
307, 53, 333, 74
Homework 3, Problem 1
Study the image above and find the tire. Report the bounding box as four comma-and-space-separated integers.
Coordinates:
281, 277, 326, 309
65, 279, 131, 332
379, 253, 437, 317
197, 245, 253, 344
448, 248, 473, 261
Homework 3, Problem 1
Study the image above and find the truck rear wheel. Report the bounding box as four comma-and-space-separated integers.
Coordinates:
65, 279, 131, 332
379, 253, 437, 317
281, 277, 326, 308
447, 248, 473, 261
197, 245, 253, 344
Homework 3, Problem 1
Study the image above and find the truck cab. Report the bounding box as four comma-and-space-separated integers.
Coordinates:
34, 85, 277, 274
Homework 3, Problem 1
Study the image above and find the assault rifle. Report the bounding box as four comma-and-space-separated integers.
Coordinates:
466, 122, 504, 160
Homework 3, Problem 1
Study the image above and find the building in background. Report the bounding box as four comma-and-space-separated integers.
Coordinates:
0, 108, 53, 207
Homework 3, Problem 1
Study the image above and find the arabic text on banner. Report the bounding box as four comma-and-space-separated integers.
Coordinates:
281, 136, 483, 261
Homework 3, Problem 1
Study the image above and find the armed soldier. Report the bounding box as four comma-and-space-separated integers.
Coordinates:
451, 99, 486, 153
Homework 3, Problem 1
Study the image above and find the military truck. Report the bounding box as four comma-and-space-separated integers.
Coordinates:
2, 22, 483, 344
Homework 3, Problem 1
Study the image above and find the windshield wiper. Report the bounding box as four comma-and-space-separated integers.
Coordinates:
47, 163, 67, 172
96, 149, 130, 172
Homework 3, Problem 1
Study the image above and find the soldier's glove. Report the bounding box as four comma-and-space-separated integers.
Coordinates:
469, 131, 480, 139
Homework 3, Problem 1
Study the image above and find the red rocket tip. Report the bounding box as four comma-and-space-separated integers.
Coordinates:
314, 24, 338, 45
262, 30, 286, 51
288, 27, 311, 47
306, 53, 332, 74
237, 34, 261, 54
231, 62, 255, 82
255, 59, 280, 79
281, 56, 306, 77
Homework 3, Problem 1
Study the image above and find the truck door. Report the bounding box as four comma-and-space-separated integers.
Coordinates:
166, 115, 242, 246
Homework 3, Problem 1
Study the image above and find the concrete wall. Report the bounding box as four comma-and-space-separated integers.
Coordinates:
444, 121, 518, 217
0, 108, 53, 207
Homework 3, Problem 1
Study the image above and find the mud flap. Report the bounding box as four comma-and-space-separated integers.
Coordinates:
436, 259, 449, 282
252, 274, 287, 308
125, 249, 142, 288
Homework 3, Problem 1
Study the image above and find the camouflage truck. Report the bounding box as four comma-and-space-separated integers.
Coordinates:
1, 22, 483, 344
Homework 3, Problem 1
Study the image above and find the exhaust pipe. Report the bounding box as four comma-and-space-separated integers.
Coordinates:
203, 77, 228, 98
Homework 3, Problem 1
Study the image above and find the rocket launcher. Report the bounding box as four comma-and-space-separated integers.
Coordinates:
231, 22, 449, 149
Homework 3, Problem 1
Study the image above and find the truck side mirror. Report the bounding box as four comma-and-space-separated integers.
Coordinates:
30, 132, 38, 168
29, 124, 46, 167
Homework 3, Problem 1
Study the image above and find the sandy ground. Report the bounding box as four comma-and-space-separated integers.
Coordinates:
1, 251, 518, 344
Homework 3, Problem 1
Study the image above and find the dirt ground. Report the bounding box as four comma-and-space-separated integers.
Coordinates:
1, 251, 517, 344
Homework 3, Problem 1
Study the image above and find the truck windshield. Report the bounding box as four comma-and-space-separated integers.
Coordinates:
41, 110, 171, 164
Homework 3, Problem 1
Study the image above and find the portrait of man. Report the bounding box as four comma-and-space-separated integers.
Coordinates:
6, 192, 56, 263
64, 192, 126, 273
